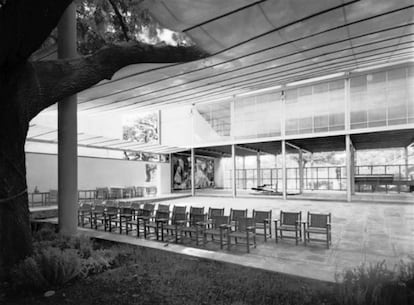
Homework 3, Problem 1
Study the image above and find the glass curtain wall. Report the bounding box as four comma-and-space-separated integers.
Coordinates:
350, 66, 414, 129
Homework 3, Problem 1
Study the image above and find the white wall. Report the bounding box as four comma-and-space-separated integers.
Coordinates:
26, 152, 171, 194
214, 157, 224, 188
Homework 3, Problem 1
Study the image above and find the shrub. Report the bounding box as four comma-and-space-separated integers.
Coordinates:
335, 259, 414, 305
80, 249, 116, 277
11, 247, 81, 290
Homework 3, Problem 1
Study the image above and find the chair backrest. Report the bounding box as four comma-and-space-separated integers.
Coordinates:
130, 201, 142, 211
211, 215, 229, 229
157, 204, 170, 213
120, 207, 134, 215
106, 206, 118, 214
92, 199, 104, 206
93, 204, 105, 213
137, 202, 155, 217
154, 204, 170, 220
308, 212, 331, 228
208, 207, 225, 219
96, 187, 109, 199
104, 200, 118, 208
235, 217, 255, 232
253, 210, 272, 223
171, 206, 187, 224
189, 206, 205, 226
154, 209, 169, 220
230, 208, 248, 222
79, 202, 92, 212
280, 211, 301, 226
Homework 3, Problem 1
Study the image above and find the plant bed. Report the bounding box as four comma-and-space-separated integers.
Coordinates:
3, 242, 337, 305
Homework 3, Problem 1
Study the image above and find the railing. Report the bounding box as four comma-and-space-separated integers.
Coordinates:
29, 186, 158, 207
225, 164, 414, 193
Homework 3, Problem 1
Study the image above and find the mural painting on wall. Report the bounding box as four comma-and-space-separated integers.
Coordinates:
172, 154, 214, 190
145, 164, 157, 182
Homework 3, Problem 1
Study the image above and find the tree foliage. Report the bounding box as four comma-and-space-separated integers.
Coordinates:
34, 0, 193, 59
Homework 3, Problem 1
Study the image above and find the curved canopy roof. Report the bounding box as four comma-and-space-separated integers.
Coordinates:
69, 0, 413, 114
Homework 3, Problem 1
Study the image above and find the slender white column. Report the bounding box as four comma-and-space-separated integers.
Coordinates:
282, 140, 287, 200
256, 152, 261, 186
404, 147, 409, 179
346, 135, 352, 202
58, 3, 78, 235
351, 146, 356, 195
299, 150, 304, 194
191, 148, 195, 196
232, 144, 237, 198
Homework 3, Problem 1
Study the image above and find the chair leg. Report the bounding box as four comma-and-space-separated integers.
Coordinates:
295, 228, 298, 245
269, 221, 272, 239
264, 223, 267, 242
246, 232, 250, 253
274, 221, 278, 243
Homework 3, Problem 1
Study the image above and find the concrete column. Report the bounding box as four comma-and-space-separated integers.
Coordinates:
58, 3, 78, 235
346, 135, 352, 202
299, 150, 304, 194
191, 148, 195, 196
232, 144, 237, 198
256, 152, 261, 186
282, 140, 287, 200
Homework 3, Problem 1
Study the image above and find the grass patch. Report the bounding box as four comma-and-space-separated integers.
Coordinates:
4, 241, 336, 305
4, 226, 412, 304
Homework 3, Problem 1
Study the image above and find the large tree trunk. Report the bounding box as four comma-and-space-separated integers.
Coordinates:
0, 43, 207, 279
0, 68, 32, 280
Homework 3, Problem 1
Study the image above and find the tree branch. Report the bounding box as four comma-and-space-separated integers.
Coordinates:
26, 42, 208, 120
0, 0, 73, 70
107, 0, 130, 41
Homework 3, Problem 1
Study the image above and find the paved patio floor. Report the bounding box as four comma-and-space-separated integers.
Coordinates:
72, 195, 414, 283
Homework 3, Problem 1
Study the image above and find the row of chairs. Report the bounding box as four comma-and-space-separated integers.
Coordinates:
77, 201, 332, 252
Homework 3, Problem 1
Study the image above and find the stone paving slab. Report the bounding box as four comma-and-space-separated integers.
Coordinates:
35, 195, 413, 284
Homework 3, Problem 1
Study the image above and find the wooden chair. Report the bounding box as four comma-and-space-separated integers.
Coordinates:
180, 206, 207, 246
208, 207, 225, 219
162, 205, 187, 243
203, 215, 230, 249
114, 207, 134, 234
91, 202, 106, 230
303, 212, 332, 249
230, 208, 248, 229
144, 204, 170, 241
104, 205, 119, 232
253, 209, 272, 241
227, 217, 256, 253
126, 202, 155, 236
274, 211, 302, 245
78, 202, 93, 227
96, 187, 109, 200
